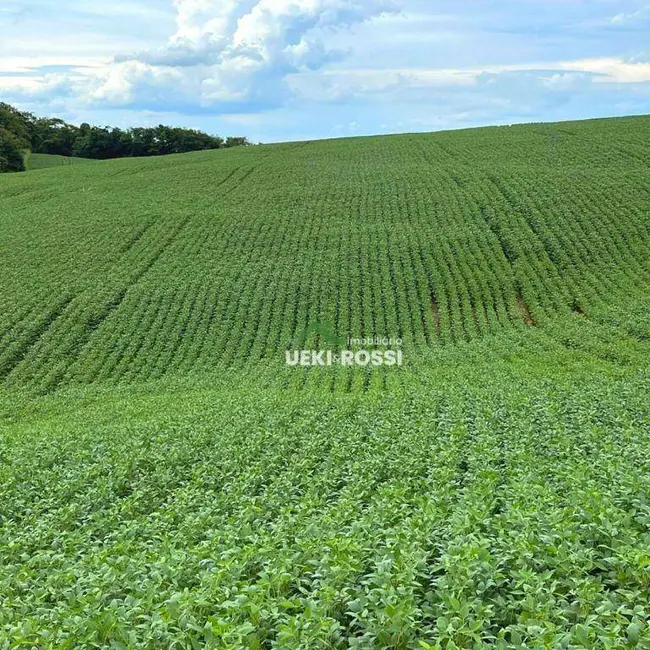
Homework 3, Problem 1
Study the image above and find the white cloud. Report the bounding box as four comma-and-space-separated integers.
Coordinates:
558, 57, 650, 83
287, 67, 477, 102
540, 72, 587, 91
5, 49, 649, 116
82, 0, 397, 109
286, 57, 650, 104
2, 0, 650, 140
611, 4, 650, 25
171, 0, 243, 44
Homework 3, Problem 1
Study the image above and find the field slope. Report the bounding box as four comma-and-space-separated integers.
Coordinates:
23, 152, 94, 171
1, 116, 650, 648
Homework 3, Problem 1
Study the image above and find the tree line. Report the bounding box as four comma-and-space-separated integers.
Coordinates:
0, 102, 250, 173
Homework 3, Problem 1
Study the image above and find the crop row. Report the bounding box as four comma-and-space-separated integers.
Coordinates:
1, 121, 649, 390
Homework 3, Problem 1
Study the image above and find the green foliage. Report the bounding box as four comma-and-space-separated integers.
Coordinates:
1, 370, 650, 648
0, 102, 31, 148
1, 115, 649, 389
0, 103, 250, 172
0, 115, 650, 647
0, 128, 25, 173
292, 318, 347, 347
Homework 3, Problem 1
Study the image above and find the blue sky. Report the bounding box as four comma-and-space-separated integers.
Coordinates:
1, 0, 649, 142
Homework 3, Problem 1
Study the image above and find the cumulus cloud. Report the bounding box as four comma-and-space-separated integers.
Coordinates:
167, 0, 395, 105
5, 0, 396, 112
2, 0, 650, 139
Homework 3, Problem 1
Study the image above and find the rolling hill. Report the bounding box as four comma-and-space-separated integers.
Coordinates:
1, 116, 650, 648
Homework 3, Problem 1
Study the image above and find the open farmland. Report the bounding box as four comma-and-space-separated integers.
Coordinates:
1, 116, 650, 648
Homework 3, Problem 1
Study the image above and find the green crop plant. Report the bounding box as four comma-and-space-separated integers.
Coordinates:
1, 115, 650, 648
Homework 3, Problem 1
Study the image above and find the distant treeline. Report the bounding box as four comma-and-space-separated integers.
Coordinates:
0, 102, 250, 173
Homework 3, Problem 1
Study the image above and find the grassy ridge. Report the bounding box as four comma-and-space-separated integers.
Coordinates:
1, 116, 650, 648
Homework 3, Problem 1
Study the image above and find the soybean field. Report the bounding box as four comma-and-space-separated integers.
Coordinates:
1, 116, 650, 649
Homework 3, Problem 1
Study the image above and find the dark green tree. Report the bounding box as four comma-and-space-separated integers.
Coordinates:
0, 128, 26, 172
0, 102, 250, 172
